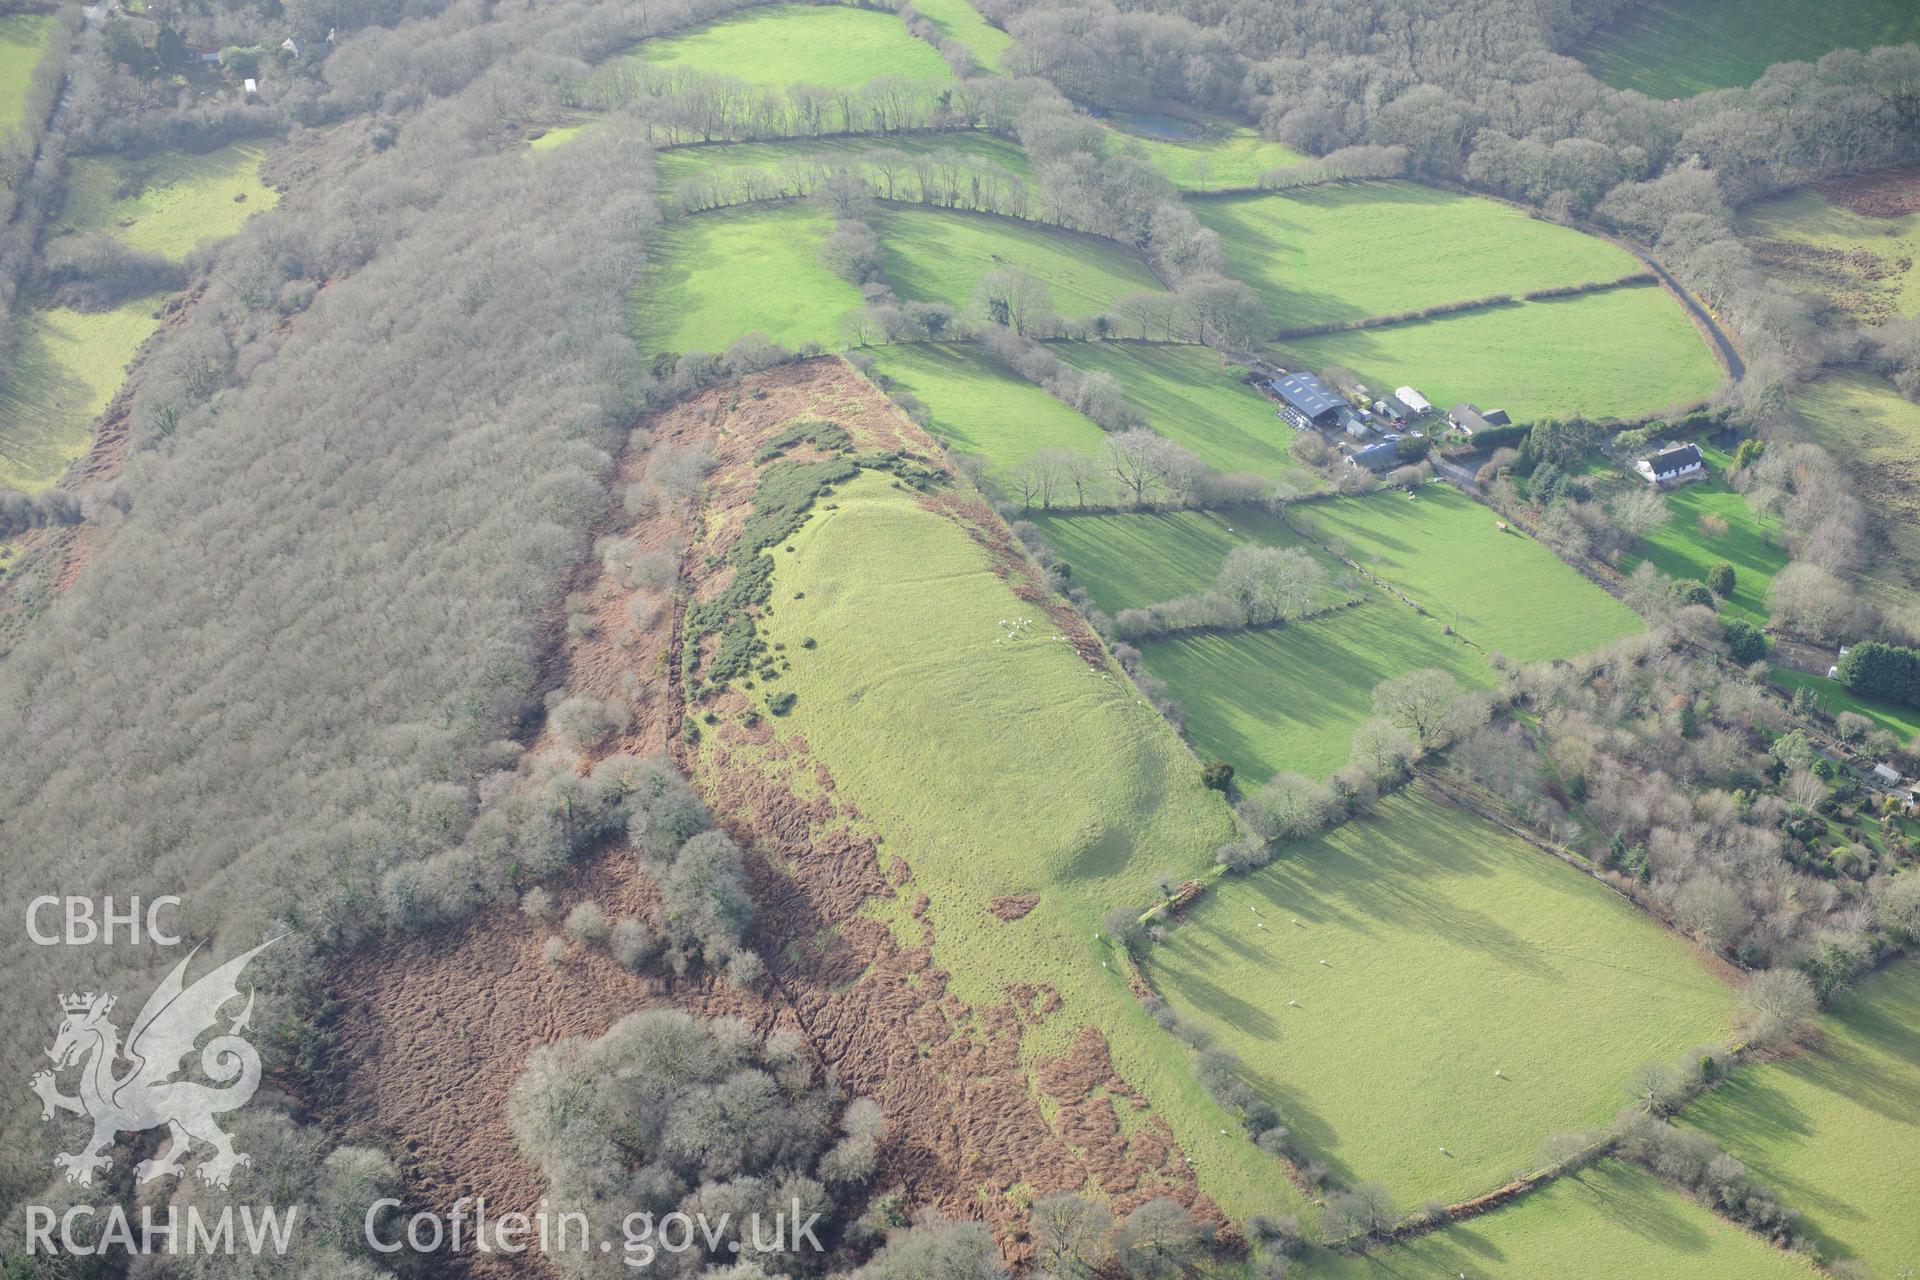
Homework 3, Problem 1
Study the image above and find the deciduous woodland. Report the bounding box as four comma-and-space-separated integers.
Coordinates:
0, 0, 1916, 1276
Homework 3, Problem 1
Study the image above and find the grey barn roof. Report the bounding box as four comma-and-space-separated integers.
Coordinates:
1649, 444, 1703, 475
1351, 442, 1400, 470
1270, 372, 1346, 421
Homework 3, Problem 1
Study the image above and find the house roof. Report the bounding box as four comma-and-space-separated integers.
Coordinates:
1450, 403, 1489, 430
1647, 444, 1703, 475
1271, 372, 1346, 421
1482, 409, 1511, 426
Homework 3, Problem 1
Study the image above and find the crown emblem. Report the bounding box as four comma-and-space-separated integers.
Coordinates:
60, 992, 103, 1014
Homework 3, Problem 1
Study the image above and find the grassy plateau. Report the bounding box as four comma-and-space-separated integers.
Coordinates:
58, 141, 278, 257
1196, 183, 1641, 332
1276, 285, 1722, 424
760, 466, 1301, 1220
1298, 484, 1645, 663
0, 299, 158, 493
1101, 114, 1304, 192
1682, 960, 1920, 1277
1151, 789, 1737, 1205
1575, 0, 1920, 98
905, 0, 1013, 71
866, 343, 1110, 481
633, 3, 953, 86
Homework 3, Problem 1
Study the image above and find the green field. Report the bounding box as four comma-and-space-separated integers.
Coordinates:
1024, 508, 1353, 615
1794, 372, 1920, 612
1057, 344, 1314, 483
1769, 668, 1920, 743
1196, 183, 1641, 332
1575, 0, 1920, 98
1142, 598, 1490, 781
1300, 1159, 1819, 1279
866, 343, 1108, 482
1102, 115, 1304, 192
634, 3, 953, 86
1683, 960, 1920, 1277
876, 206, 1164, 321
653, 130, 1032, 189
1152, 790, 1737, 1205
1625, 449, 1786, 626
0, 13, 52, 137
759, 466, 1300, 1220
1277, 284, 1721, 424
634, 203, 861, 354
0, 298, 159, 492
59, 142, 277, 258
1740, 185, 1920, 326
1299, 484, 1644, 663
905, 0, 1013, 71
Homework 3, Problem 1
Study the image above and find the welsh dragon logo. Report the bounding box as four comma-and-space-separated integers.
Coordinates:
29, 938, 278, 1189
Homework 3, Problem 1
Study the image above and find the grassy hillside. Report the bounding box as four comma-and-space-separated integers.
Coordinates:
1793, 373, 1920, 612
1768, 668, 1920, 741
1682, 960, 1920, 1277
1102, 114, 1304, 192
634, 203, 861, 354
59, 141, 277, 257
1574, 0, 1920, 98
653, 130, 1032, 188
907, 0, 1013, 70
0, 299, 157, 493
1057, 344, 1313, 483
1300, 1159, 1820, 1278
0, 13, 52, 136
1625, 448, 1786, 626
876, 206, 1164, 320
1196, 183, 1641, 331
760, 467, 1300, 1219
867, 343, 1109, 482
1276, 284, 1722, 424
1299, 485, 1644, 663
1740, 185, 1920, 326
634, 3, 953, 86
1142, 602, 1491, 781
1151, 790, 1737, 1204
1025, 508, 1347, 615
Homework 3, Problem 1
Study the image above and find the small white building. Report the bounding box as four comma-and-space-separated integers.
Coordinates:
1636, 442, 1707, 488
1395, 386, 1432, 416
243, 77, 258, 97
1873, 762, 1904, 788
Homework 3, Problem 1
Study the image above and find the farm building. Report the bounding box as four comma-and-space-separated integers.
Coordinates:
1270, 372, 1351, 430
1395, 386, 1432, 416
1635, 443, 1707, 487
1449, 403, 1512, 435
1348, 442, 1400, 472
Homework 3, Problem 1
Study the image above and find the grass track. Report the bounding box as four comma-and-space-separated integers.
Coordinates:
59, 142, 277, 258
1300, 1158, 1818, 1278
1056, 344, 1314, 483
1574, 0, 1920, 98
1682, 960, 1920, 1277
866, 343, 1108, 481
633, 3, 952, 86
0, 13, 52, 137
1298, 484, 1644, 663
1196, 183, 1640, 332
634, 203, 861, 354
1152, 790, 1737, 1205
1275, 285, 1721, 425
876, 205, 1165, 320
760, 467, 1301, 1220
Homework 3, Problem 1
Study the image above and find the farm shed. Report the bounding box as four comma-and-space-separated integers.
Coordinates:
1395, 385, 1432, 415
1635, 442, 1706, 487
1270, 372, 1350, 428
1873, 762, 1904, 787
1449, 403, 1510, 435
1348, 442, 1400, 471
